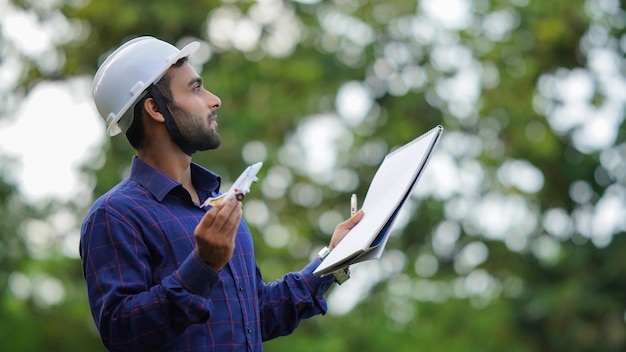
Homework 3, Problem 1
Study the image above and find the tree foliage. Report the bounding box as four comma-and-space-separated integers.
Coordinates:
1, 0, 625, 351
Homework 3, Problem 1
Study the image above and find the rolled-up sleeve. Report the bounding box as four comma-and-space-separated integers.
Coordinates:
257, 258, 336, 340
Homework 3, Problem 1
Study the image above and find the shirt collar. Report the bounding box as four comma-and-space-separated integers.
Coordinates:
129, 156, 222, 202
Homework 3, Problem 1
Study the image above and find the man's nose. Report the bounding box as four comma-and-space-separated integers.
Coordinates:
207, 91, 221, 110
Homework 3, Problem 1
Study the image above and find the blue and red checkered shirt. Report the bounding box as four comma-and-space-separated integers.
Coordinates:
80, 156, 335, 351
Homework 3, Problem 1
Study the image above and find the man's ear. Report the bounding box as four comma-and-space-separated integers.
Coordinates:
143, 97, 165, 123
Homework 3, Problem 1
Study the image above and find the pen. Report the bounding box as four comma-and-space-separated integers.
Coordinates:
351, 193, 357, 216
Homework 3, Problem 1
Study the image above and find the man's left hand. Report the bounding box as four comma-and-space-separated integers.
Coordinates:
328, 209, 364, 251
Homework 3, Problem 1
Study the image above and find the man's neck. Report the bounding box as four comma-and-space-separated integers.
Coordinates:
137, 147, 200, 204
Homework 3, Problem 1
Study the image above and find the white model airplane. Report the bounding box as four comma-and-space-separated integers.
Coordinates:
200, 162, 263, 208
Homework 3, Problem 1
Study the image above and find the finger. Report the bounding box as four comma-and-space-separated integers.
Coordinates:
213, 199, 242, 235
329, 209, 365, 250
338, 209, 364, 230
197, 199, 239, 237
197, 200, 228, 230
350, 209, 364, 222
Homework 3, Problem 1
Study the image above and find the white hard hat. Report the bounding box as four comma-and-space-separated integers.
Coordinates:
92, 36, 200, 136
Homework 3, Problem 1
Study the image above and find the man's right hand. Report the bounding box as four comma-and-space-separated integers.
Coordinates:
194, 198, 242, 271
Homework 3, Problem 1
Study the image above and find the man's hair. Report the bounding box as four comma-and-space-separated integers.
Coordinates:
126, 56, 190, 149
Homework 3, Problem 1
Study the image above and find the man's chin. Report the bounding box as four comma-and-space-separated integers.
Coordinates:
209, 141, 221, 150
198, 137, 221, 151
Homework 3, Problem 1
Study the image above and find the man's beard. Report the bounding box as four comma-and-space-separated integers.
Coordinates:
170, 104, 221, 152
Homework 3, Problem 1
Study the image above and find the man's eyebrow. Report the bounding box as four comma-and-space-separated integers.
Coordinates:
188, 77, 203, 87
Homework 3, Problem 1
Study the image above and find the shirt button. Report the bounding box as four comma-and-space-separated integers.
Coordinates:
247, 328, 252, 333
239, 286, 244, 291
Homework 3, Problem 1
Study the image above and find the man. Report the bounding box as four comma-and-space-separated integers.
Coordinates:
80, 36, 363, 351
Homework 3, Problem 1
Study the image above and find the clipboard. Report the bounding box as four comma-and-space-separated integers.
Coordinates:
314, 125, 443, 277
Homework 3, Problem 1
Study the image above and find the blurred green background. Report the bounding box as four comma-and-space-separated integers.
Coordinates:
1, 0, 625, 350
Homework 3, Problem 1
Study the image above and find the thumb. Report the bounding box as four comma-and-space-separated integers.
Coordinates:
339, 209, 364, 230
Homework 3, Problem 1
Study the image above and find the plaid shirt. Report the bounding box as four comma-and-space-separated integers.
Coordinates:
80, 157, 335, 351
